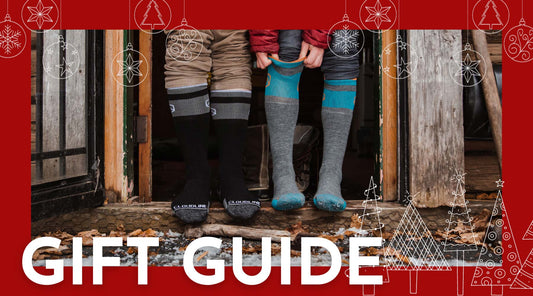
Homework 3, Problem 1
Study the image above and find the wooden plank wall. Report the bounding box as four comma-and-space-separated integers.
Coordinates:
408, 30, 464, 208
42, 30, 61, 181
381, 30, 398, 202
65, 30, 87, 178
104, 30, 128, 202
139, 31, 152, 202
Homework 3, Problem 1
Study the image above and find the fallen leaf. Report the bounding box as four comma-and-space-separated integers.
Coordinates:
128, 229, 143, 237
350, 214, 363, 229
287, 221, 309, 235
319, 234, 344, 243
127, 247, 137, 254
196, 251, 208, 262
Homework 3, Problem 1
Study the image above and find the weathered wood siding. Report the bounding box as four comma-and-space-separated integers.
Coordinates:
408, 30, 464, 207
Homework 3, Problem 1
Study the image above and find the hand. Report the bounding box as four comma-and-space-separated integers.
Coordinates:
299, 41, 324, 69
256, 52, 279, 69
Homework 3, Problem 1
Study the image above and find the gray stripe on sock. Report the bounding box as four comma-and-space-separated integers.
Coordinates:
322, 106, 354, 115
211, 90, 252, 98
211, 103, 250, 120
167, 84, 208, 94
265, 95, 299, 105
324, 84, 357, 92
272, 63, 304, 76
169, 94, 210, 117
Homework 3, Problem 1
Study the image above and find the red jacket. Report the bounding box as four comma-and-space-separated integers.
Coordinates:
249, 30, 329, 53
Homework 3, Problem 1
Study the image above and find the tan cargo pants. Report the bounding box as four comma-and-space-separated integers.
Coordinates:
164, 30, 252, 91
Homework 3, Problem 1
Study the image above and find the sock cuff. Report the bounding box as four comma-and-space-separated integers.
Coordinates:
167, 86, 210, 118
211, 89, 252, 99
323, 79, 357, 110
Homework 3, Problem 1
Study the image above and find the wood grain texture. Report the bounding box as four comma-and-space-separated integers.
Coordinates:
472, 30, 502, 168
138, 31, 152, 203
104, 30, 126, 202
65, 30, 87, 178
382, 30, 398, 202
408, 30, 464, 208
42, 30, 60, 181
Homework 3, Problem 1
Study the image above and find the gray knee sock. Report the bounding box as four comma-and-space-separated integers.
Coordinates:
314, 79, 357, 212
265, 57, 305, 210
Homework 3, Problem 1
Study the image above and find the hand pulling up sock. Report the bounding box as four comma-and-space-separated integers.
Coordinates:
314, 79, 357, 212
168, 84, 211, 223
211, 89, 260, 219
265, 57, 306, 211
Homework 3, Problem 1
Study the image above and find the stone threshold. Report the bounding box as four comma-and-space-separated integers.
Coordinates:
31, 200, 495, 236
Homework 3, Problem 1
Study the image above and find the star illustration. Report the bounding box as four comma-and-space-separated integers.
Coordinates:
383, 47, 391, 55
365, 0, 392, 28
451, 170, 467, 185
118, 52, 142, 83
496, 179, 504, 188
456, 53, 481, 83
56, 57, 73, 77
395, 57, 412, 77
27, 0, 54, 29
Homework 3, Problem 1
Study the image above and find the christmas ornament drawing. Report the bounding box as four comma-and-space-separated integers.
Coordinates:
327, 0, 364, 59
21, 0, 58, 32
472, 0, 509, 34
112, 42, 148, 87
0, 13, 26, 59
134, 0, 171, 34
471, 180, 523, 296
359, 0, 397, 32
450, 43, 486, 88
504, 18, 533, 63
381, 35, 418, 80
42, 33, 80, 79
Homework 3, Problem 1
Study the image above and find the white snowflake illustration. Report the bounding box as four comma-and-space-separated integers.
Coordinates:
365, 0, 392, 28
27, 0, 53, 29
332, 26, 359, 55
456, 53, 481, 83
118, 52, 143, 83
0, 24, 22, 55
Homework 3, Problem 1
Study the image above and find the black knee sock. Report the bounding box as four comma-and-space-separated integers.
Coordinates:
211, 93, 260, 219
168, 86, 211, 223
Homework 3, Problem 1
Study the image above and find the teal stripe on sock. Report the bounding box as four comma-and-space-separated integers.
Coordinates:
322, 79, 357, 110
265, 58, 304, 100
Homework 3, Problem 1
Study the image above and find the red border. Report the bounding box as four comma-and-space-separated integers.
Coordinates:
2, 0, 532, 294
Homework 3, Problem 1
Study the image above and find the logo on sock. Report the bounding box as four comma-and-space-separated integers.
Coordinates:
210, 108, 217, 116
169, 104, 175, 114
205, 99, 210, 108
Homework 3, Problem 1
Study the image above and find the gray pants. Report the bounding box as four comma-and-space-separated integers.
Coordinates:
278, 30, 360, 80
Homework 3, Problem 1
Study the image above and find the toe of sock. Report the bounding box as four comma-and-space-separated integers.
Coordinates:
313, 194, 346, 212
271, 193, 305, 211
173, 209, 208, 224
225, 203, 260, 220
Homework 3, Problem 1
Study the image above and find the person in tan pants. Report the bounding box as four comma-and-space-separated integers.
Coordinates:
164, 30, 259, 223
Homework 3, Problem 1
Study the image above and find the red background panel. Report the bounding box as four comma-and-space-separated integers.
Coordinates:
1, 0, 532, 295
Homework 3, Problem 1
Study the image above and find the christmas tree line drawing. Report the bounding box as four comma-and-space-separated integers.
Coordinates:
479, 0, 503, 30
442, 171, 479, 296
355, 176, 390, 296
471, 180, 523, 295
141, 0, 165, 29
522, 220, 533, 240
384, 191, 450, 294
